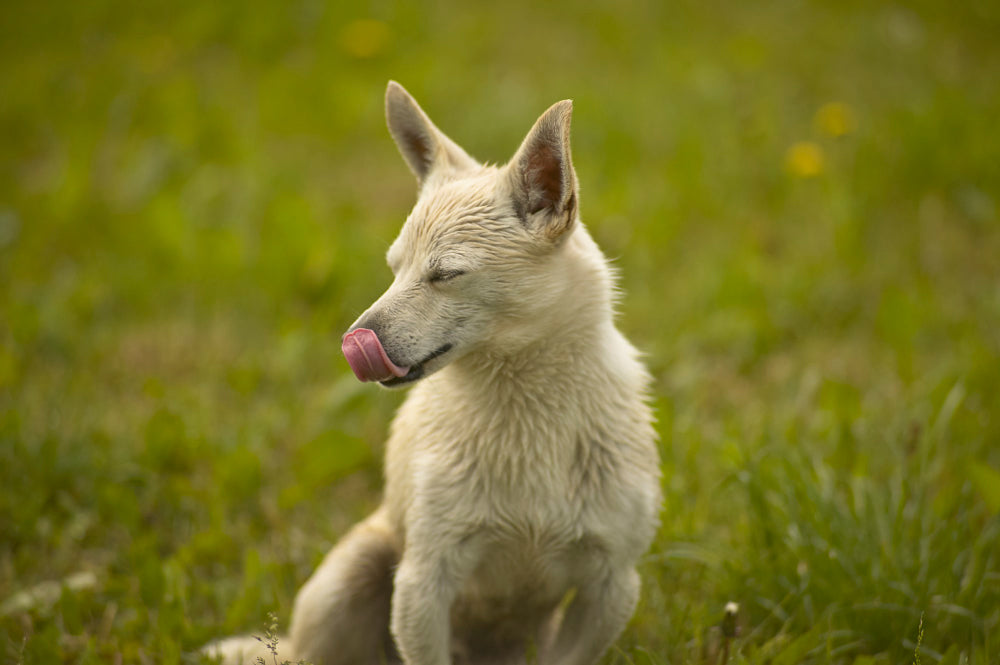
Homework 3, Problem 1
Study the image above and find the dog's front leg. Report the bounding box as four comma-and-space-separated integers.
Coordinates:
542, 566, 640, 665
390, 536, 480, 665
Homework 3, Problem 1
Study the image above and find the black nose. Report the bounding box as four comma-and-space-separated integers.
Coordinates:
345, 313, 386, 340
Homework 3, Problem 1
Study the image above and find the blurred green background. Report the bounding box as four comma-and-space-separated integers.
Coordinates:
2, 1, 999, 663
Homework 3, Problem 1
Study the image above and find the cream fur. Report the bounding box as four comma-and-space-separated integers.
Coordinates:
205, 82, 660, 665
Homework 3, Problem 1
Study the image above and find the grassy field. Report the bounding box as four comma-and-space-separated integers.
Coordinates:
2, 1, 999, 663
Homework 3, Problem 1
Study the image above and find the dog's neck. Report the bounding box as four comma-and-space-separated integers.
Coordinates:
447, 225, 622, 389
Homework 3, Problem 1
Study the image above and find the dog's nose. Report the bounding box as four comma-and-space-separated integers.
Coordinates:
345, 311, 387, 340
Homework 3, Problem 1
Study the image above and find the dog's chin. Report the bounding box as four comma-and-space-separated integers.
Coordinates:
379, 343, 453, 389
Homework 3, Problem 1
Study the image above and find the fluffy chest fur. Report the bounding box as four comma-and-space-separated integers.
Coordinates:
383, 319, 661, 583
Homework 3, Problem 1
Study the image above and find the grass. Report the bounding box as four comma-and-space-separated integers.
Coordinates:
2, 0, 999, 663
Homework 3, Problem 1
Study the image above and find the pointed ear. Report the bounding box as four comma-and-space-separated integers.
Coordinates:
385, 81, 478, 186
506, 99, 578, 239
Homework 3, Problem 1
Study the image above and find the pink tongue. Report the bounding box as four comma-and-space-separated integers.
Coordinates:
342, 328, 411, 382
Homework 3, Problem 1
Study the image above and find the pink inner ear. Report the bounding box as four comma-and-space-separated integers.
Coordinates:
526, 143, 563, 214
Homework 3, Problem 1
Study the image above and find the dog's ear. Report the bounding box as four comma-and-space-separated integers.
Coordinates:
506, 100, 578, 240
385, 81, 478, 186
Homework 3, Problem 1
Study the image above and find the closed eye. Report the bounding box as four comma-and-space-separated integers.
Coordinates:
427, 269, 466, 283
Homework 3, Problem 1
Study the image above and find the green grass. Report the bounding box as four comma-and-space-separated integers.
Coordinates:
2, 1, 999, 663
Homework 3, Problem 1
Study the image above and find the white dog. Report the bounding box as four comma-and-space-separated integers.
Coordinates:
208, 81, 660, 665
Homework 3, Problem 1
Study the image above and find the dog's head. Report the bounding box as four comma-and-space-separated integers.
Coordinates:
343, 81, 587, 388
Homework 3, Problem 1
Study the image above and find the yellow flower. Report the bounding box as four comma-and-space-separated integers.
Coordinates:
339, 19, 392, 59
814, 102, 856, 137
785, 141, 825, 178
